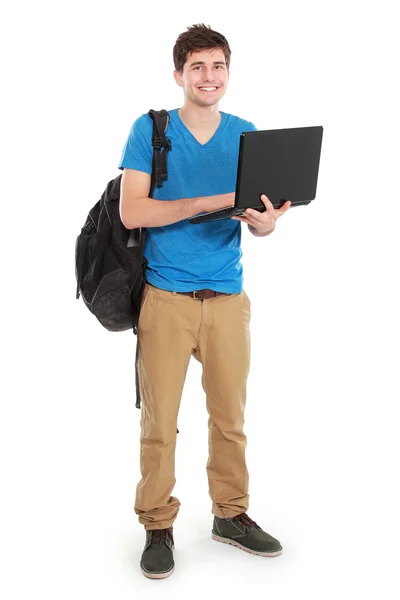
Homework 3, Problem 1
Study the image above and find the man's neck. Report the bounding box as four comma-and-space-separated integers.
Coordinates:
178, 103, 221, 130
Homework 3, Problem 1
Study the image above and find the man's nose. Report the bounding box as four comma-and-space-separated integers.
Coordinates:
203, 68, 216, 82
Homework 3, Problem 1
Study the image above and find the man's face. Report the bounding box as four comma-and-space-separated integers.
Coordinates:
174, 48, 229, 108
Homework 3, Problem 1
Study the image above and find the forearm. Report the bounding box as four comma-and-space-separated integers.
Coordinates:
123, 195, 207, 229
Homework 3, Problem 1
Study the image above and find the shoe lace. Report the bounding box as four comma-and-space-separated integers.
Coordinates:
232, 513, 259, 529
149, 527, 174, 545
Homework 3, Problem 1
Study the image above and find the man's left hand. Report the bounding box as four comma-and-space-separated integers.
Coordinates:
231, 194, 291, 234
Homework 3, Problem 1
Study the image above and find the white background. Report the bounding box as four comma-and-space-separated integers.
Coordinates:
1, 0, 399, 597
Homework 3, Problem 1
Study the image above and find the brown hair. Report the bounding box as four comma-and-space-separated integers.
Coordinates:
173, 24, 231, 73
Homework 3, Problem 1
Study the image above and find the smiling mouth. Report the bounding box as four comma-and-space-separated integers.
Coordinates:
198, 86, 219, 92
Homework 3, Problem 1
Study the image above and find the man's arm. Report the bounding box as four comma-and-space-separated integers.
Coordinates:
120, 168, 234, 229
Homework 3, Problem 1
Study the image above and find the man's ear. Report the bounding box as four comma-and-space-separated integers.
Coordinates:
173, 70, 183, 87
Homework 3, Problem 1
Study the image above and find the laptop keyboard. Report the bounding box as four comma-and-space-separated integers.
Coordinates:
189, 206, 239, 223
208, 207, 236, 218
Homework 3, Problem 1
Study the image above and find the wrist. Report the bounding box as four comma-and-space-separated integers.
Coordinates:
249, 224, 275, 237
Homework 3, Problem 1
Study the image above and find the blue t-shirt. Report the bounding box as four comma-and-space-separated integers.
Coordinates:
118, 108, 257, 293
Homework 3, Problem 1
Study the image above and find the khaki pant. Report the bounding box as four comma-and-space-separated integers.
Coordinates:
135, 282, 251, 530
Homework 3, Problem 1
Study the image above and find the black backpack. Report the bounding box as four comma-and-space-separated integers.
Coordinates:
75, 109, 170, 331
75, 109, 171, 410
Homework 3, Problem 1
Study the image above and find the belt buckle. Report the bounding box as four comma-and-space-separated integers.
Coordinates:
193, 289, 215, 300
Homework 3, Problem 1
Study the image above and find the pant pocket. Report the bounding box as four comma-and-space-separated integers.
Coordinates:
138, 283, 152, 330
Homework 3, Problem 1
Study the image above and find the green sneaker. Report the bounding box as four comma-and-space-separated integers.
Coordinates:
140, 527, 175, 579
212, 513, 282, 557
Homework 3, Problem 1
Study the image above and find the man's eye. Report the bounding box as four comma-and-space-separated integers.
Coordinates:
194, 65, 224, 70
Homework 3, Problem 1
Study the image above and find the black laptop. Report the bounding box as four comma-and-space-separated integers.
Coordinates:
188, 125, 323, 224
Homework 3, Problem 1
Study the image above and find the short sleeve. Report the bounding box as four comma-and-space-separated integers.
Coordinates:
118, 113, 153, 173
247, 121, 258, 132
238, 118, 258, 134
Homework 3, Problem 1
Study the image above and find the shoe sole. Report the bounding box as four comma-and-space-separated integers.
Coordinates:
212, 533, 283, 557
140, 564, 175, 579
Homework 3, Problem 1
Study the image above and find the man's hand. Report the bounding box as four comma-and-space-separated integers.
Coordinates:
231, 194, 291, 235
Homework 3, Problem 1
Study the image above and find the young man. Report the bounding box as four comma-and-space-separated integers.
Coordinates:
118, 24, 291, 579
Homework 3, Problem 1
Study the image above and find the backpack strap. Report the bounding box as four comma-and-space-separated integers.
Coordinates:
148, 109, 171, 189
135, 110, 178, 432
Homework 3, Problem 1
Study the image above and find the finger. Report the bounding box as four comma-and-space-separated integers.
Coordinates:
261, 195, 291, 213
279, 201, 292, 214
233, 213, 258, 226
247, 209, 276, 230
247, 207, 273, 222
272, 200, 290, 217
243, 209, 266, 226
234, 213, 275, 235
244, 208, 262, 218
233, 210, 254, 219
260, 194, 274, 211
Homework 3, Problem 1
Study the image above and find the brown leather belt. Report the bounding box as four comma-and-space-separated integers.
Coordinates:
148, 283, 230, 300
177, 289, 231, 300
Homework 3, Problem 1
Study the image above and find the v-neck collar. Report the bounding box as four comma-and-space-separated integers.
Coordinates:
172, 108, 225, 148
